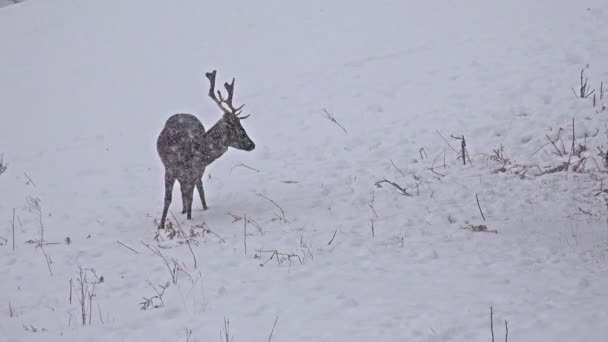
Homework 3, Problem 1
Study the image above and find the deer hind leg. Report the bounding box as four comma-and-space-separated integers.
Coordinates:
195, 177, 208, 210
182, 182, 195, 220
180, 181, 189, 214
160, 171, 176, 229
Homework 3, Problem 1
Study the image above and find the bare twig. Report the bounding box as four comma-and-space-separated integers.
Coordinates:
243, 213, 247, 255
451, 134, 472, 165
38, 243, 53, 277
12, 208, 15, 251
220, 318, 232, 342
504, 320, 508, 342
370, 219, 375, 238
255, 249, 303, 267
374, 179, 412, 196
97, 304, 104, 325
194, 223, 226, 243
576, 69, 595, 98
268, 316, 279, 342
368, 191, 379, 218
390, 159, 406, 177
322, 108, 348, 134
141, 242, 181, 284
257, 193, 288, 223
419, 148, 428, 160
170, 211, 197, 269
476, 193, 486, 221
116, 241, 139, 254
327, 230, 337, 246
490, 306, 495, 342
140, 281, 169, 310
24, 172, 36, 188
230, 162, 260, 174
435, 130, 459, 154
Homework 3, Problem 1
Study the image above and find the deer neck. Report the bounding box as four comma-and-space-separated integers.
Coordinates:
198, 121, 229, 165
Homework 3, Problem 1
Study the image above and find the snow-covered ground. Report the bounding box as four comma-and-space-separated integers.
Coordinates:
1, 0, 608, 341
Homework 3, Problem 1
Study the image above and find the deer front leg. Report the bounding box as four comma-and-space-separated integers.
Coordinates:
196, 177, 208, 210
160, 171, 176, 229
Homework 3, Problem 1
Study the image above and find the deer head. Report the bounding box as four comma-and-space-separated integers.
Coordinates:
205, 70, 255, 151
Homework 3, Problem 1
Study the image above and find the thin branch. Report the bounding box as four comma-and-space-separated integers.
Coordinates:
327, 230, 337, 246
243, 213, 247, 255
12, 208, 15, 251
435, 130, 459, 154
170, 211, 197, 269
116, 241, 139, 254
23, 172, 37, 188
322, 108, 348, 134
268, 316, 279, 342
390, 159, 406, 177
140, 242, 178, 283
230, 162, 260, 174
374, 179, 412, 196
490, 306, 495, 342
476, 193, 486, 221
257, 193, 288, 223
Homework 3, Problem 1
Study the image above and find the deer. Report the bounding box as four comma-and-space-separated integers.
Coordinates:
156, 70, 255, 229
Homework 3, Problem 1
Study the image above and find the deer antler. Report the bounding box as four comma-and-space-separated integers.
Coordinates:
205, 70, 250, 119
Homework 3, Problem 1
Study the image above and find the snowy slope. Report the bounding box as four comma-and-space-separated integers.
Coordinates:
1, 0, 608, 341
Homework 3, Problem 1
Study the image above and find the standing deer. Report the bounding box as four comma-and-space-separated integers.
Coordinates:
156, 70, 255, 229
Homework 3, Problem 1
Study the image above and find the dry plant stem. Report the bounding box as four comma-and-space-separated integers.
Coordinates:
197, 223, 227, 243
327, 230, 337, 245
567, 117, 576, 170
436, 130, 459, 154
24, 172, 37, 188
368, 191, 379, 218
38, 243, 53, 277
428, 150, 447, 177
390, 159, 406, 177
243, 213, 247, 255
256, 249, 303, 266
141, 242, 179, 284
530, 138, 558, 157
504, 320, 508, 342
12, 208, 15, 251
170, 211, 197, 269
257, 193, 288, 222
370, 219, 375, 238
220, 318, 231, 342
545, 134, 564, 156
230, 162, 260, 174
268, 316, 279, 342
116, 240, 139, 254
322, 107, 348, 134
476, 193, 486, 221
97, 304, 104, 325
69, 278, 73, 304
375, 179, 412, 196
594, 93, 597, 107
490, 306, 495, 342
419, 148, 428, 160
79, 267, 86, 325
